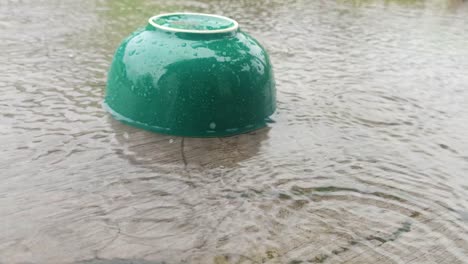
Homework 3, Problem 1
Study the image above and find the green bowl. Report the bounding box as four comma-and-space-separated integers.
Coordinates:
104, 13, 276, 137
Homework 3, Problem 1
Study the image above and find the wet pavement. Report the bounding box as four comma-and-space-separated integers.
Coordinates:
1, 0, 468, 263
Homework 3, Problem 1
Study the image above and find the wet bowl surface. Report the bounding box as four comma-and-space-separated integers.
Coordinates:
105, 13, 276, 137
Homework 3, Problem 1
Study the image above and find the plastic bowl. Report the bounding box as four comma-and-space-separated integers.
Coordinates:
104, 13, 276, 137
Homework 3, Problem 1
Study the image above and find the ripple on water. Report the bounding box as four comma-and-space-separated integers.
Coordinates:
1, 0, 468, 263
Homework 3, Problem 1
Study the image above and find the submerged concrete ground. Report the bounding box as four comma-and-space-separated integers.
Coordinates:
1, 0, 468, 263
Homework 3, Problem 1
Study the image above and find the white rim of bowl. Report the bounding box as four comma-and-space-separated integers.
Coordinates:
148, 12, 239, 34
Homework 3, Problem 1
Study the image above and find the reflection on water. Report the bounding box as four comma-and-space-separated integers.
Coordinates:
1, 0, 468, 263
110, 116, 269, 169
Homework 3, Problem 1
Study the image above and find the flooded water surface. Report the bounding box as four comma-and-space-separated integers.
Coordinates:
1, 0, 468, 263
